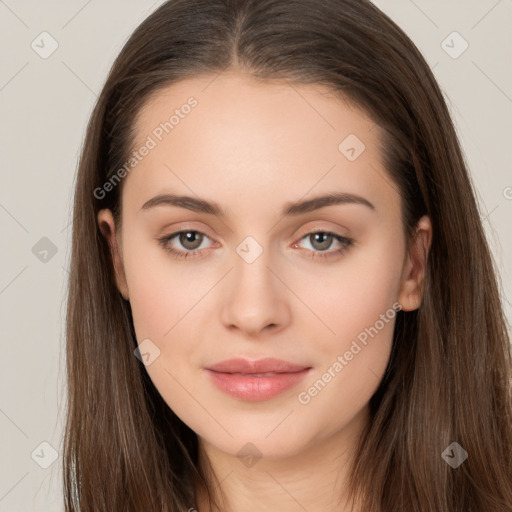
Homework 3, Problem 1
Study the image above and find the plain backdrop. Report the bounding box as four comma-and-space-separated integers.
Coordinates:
0, 1, 511, 510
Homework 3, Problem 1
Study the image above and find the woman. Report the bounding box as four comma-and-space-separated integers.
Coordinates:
63, 0, 512, 510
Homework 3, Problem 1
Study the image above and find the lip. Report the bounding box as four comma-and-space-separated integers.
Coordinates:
207, 357, 309, 374
205, 358, 311, 401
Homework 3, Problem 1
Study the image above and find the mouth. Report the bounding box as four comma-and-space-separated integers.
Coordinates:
206, 357, 309, 374
204, 358, 312, 401
226, 372, 295, 377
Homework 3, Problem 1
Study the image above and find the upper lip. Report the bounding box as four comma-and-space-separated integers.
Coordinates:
206, 358, 309, 374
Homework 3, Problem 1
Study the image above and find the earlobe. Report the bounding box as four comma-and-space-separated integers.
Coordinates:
397, 215, 432, 311
97, 209, 130, 300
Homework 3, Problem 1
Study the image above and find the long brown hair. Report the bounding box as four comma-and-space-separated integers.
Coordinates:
63, 0, 512, 510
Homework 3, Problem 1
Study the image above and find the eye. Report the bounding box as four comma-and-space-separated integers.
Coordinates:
157, 228, 354, 261
293, 230, 353, 259
158, 229, 214, 259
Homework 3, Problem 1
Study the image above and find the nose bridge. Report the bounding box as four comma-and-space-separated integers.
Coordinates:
220, 235, 289, 334
234, 239, 274, 294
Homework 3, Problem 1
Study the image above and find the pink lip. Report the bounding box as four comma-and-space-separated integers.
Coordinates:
205, 358, 311, 401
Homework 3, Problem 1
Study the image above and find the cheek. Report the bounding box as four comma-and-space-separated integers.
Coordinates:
124, 251, 209, 419
289, 233, 402, 422
290, 231, 404, 357
122, 232, 210, 342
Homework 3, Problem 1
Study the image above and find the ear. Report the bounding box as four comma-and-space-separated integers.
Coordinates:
97, 209, 129, 300
397, 215, 432, 311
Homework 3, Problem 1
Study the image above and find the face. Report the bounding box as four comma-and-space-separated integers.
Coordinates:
98, 71, 431, 461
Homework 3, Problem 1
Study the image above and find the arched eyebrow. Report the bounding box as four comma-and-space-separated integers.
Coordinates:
140, 192, 376, 217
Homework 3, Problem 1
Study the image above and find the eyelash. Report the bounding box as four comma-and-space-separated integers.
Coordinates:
157, 228, 353, 261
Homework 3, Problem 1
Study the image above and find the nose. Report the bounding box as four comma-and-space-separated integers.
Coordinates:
219, 247, 291, 337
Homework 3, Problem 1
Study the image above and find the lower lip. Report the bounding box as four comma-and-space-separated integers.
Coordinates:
205, 368, 311, 401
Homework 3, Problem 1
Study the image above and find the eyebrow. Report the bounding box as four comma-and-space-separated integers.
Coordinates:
140, 192, 376, 216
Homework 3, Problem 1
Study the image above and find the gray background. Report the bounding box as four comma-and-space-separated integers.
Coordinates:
0, 1, 511, 510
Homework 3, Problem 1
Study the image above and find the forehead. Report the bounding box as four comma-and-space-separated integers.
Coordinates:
124, 72, 399, 218
133, 71, 377, 148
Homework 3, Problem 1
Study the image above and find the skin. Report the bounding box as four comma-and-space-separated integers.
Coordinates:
98, 71, 432, 512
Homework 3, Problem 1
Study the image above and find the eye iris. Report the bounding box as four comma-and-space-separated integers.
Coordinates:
180, 231, 203, 250
310, 233, 332, 251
